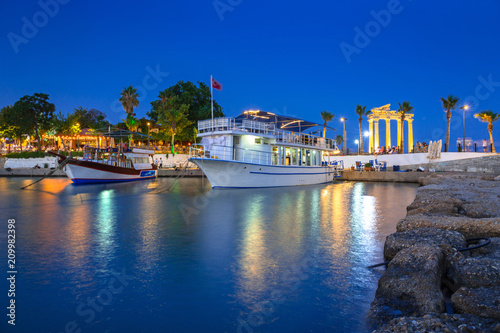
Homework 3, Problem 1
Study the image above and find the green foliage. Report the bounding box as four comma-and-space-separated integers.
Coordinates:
335, 135, 343, 146
148, 81, 224, 138
58, 151, 84, 157
364, 163, 372, 168
122, 114, 139, 132
397, 101, 414, 154
11, 93, 56, 150
320, 111, 335, 138
5, 151, 48, 158
474, 110, 500, 124
119, 86, 140, 116
157, 96, 193, 152
0, 105, 27, 145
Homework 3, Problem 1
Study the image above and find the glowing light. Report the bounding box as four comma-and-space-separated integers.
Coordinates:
355, 140, 359, 144
281, 120, 303, 129
364, 131, 370, 137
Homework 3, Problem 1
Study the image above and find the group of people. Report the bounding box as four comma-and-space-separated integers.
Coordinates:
374, 146, 399, 155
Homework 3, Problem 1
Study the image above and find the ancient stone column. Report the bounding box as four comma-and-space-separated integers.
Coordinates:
408, 119, 414, 153
397, 119, 402, 149
374, 121, 379, 151
368, 120, 374, 153
385, 119, 391, 148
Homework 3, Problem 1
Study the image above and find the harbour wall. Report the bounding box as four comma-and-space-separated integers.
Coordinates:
369, 174, 500, 331
333, 152, 498, 170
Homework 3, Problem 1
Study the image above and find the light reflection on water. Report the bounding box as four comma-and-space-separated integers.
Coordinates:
0, 177, 417, 333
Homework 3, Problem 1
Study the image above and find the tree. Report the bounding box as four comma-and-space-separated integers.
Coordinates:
148, 81, 224, 136
355, 105, 370, 153
70, 107, 109, 129
440, 95, 459, 152
12, 93, 55, 151
474, 110, 499, 153
320, 111, 335, 138
119, 86, 140, 116
157, 96, 192, 154
335, 134, 343, 148
0, 105, 25, 151
397, 101, 414, 154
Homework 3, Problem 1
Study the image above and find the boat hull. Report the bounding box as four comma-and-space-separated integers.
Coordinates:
64, 160, 157, 184
190, 158, 337, 188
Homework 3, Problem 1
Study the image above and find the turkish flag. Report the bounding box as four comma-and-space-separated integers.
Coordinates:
212, 77, 222, 91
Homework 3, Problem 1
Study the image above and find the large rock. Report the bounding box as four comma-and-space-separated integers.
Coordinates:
468, 237, 500, 261
372, 313, 500, 333
452, 287, 500, 321
368, 242, 445, 326
448, 257, 500, 288
384, 227, 466, 261
397, 214, 500, 238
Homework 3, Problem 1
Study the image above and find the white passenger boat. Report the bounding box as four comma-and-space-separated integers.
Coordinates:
189, 110, 342, 188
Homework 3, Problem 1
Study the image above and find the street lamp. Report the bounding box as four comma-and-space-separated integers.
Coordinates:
340, 118, 346, 155
147, 122, 150, 147
460, 105, 469, 152
355, 140, 359, 155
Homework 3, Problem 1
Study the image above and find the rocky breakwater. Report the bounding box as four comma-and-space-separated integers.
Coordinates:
369, 174, 500, 332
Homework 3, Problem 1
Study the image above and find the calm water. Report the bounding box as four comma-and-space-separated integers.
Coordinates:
0, 177, 417, 333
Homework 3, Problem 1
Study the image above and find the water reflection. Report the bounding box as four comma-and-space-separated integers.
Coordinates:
0, 177, 418, 333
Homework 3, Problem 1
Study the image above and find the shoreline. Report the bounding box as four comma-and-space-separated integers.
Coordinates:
369, 173, 500, 332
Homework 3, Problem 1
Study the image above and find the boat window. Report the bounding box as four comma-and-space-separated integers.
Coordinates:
285, 147, 291, 166
311, 150, 317, 165
255, 138, 262, 145
306, 150, 311, 166
291, 148, 297, 165
233, 136, 240, 145
301, 149, 306, 166
272, 146, 278, 165
263, 139, 269, 145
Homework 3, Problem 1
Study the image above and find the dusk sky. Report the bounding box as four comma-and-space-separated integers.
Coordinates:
1, 0, 499, 150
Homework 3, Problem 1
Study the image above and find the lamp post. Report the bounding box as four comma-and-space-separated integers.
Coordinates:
147, 122, 150, 147
341, 118, 346, 155
460, 105, 469, 152
355, 140, 359, 155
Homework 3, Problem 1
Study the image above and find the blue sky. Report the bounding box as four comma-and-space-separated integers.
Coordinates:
1, 0, 500, 150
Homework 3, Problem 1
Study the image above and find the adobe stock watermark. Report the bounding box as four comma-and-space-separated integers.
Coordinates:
339, 0, 411, 64
7, 0, 71, 54
213, 0, 243, 22
431, 73, 500, 142
110, 64, 169, 114
51, 268, 134, 333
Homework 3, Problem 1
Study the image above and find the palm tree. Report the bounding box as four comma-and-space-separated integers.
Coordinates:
320, 111, 335, 138
397, 101, 414, 154
119, 86, 140, 116
355, 105, 370, 154
335, 135, 343, 149
440, 95, 459, 152
474, 110, 499, 153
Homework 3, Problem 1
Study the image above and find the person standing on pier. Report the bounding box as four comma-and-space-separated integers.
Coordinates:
483, 139, 488, 152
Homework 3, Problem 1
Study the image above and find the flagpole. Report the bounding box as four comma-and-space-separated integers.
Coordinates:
210, 75, 214, 120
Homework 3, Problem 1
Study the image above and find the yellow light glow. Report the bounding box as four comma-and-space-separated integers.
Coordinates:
464, 105, 469, 110
280, 120, 303, 129
340, 118, 345, 122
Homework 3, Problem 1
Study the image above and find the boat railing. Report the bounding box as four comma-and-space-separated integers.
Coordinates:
198, 118, 337, 150
189, 144, 274, 165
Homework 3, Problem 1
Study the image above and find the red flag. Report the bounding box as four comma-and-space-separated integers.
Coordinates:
212, 77, 222, 91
